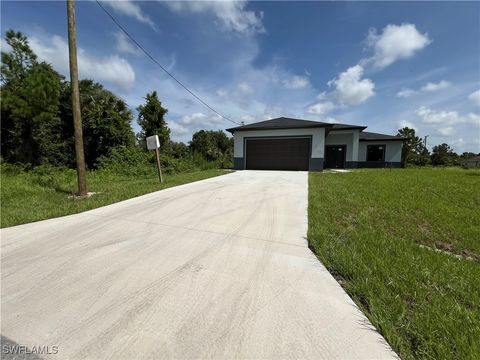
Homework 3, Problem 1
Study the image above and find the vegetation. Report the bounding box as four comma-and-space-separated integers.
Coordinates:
1, 163, 229, 228
1, 30, 233, 170
397, 127, 478, 167
308, 168, 480, 359
136, 91, 170, 150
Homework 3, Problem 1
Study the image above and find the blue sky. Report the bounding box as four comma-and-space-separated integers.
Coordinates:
2, 1, 479, 152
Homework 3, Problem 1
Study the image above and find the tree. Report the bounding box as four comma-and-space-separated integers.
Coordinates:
431, 143, 457, 166
60, 80, 135, 167
1, 30, 136, 169
170, 141, 190, 158
0, 30, 37, 85
397, 127, 428, 166
460, 152, 477, 159
136, 91, 170, 150
1, 30, 65, 166
189, 130, 233, 161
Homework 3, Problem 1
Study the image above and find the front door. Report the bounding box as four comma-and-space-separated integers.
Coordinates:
325, 145, 346, 169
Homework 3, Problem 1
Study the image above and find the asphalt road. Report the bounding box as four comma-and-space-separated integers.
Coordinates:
1, 171, 396, 359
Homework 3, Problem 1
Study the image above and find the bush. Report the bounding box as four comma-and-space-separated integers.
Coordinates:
30, 165, 76, 193
95, 146, 231, 177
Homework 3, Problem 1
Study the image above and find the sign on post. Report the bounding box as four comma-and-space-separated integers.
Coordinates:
146, 135, 163, 183
146, 135, 160, 150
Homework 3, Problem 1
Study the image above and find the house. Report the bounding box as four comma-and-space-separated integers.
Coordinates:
462, 155, 480, 168
226, 117, 405, 171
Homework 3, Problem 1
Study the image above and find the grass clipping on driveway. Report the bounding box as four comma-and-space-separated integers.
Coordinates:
308, 168, 480, 360
1, 168, 228, 228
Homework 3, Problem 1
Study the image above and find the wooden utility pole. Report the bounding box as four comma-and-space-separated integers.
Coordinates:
67, 0, 87, 196
155, 148, 164, 183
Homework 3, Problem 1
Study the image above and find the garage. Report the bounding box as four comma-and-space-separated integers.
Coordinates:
245, 138, 310, 170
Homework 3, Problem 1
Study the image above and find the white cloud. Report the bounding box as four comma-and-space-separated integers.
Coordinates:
421, 80, 451, 92
240, 114, 255, 123
29, 34, 135, 91
216, 88, 229, 98
398, 120, 417, 130
238, 81, 252, 94
396, 80, 451, 98
105, 1, 157, 30
163, 1, 264, 35
327, 65, 375, 105
367, 23, 431, 69
169, 112, 224, 136
397, 88, 418, 98
307, 101, 335, 115
114, 31, 140, 55
282, 75, 309, 89
468, 90, 480, 106
437, 126, 454, 136
415, 106, 480, 127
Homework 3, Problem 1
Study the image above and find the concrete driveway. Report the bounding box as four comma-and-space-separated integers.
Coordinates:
1, 171, 396, 359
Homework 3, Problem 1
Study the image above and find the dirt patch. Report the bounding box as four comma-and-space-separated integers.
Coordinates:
418, 242, 479, 262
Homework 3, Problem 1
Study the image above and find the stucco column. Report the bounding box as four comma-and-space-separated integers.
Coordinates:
352, 130, 359, 162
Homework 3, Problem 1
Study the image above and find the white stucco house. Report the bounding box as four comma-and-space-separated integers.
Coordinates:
226, 117, 405, 171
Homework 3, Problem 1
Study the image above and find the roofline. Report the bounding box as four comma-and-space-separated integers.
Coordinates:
328, 126, 368, 131
359, 137, 406, 141
226, 123, 335, 134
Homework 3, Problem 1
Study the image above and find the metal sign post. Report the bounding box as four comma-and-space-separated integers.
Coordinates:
146, 135, 163, 183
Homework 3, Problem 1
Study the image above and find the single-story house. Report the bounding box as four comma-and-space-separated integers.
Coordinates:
462, 155, 480, 168
226, 117, 405, 171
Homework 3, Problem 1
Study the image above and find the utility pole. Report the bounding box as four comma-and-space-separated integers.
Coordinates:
424, 135, 429, 149
67, 0, 87, 196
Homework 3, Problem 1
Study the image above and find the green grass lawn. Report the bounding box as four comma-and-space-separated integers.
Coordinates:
308, 167, 480, 359
1, 167, 228, 228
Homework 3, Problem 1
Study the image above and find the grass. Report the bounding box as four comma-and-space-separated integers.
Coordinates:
1, 166, 229, 228
308, 167, 480, 360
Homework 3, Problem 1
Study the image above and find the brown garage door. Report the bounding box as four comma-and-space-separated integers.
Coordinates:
245, 138, 310, 170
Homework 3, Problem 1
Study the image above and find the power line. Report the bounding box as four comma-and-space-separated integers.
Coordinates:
95, 0, 240, 125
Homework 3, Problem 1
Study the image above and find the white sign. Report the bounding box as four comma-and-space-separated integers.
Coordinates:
146, 135, 160, 150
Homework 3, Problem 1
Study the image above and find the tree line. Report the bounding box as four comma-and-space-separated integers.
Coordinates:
1, 30, 232, 169
397, 127, 478, 167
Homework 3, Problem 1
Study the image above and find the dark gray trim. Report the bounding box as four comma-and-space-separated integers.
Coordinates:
360, 138, 405, 142
309, 158, 324, 171
349, 161, 402, 168
233, 157, 244, 170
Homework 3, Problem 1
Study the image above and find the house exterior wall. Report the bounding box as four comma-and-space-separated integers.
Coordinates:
232, 127, 325, 171
357, 140, 403, 167
324, 131, 360, 161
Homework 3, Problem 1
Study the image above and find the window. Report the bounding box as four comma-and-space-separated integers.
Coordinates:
367, 145, 385, 162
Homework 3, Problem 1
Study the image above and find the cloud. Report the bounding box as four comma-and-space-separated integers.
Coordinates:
238, 81, 252, 94
421, 80, 451, 92
415, 106, 480, 127
468, 90, 480, 106
216, 88, 229, 98
327, 65, 375, 105
163, 1, 264, 35
282, 75, 309, 89
114, 31, 141, 55
240, 114, 255, 123
367, 23, 431, 69
169, 112, 224, 136
105, 1, 157, 30
397, 80, 451, 98
397, 88, 418, 98
307, 101, 335, 115
398, 120, 418, 130
29, 34, 135, 91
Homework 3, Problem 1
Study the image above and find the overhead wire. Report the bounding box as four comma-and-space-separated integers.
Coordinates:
95, 0, 241, 125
